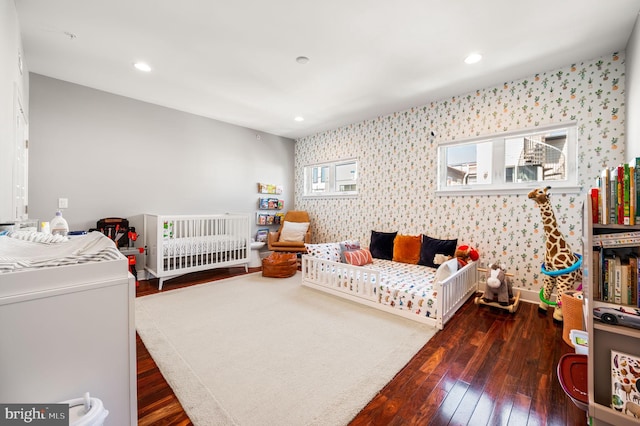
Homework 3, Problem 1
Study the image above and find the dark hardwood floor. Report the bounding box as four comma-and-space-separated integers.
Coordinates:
136, 267, 587, 426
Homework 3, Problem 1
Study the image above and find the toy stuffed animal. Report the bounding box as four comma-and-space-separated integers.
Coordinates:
528, 186, 582, 322
483, 263, 513, 306
455, 245, 479, 267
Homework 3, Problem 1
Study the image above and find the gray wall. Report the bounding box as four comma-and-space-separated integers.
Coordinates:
28, 73, 295, 241
626, 12, 640, 162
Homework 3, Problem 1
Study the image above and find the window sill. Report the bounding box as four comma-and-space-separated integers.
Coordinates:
436, 184, 582, 197
302, 193, 359, 200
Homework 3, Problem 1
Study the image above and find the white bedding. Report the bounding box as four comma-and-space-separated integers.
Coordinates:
308, 258, 440, 319
162, 235, 246, 257
361, 259, 439, 317
0, 231, 122, 272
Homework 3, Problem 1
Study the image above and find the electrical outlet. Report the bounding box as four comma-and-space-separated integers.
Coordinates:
58, 198, 68, 209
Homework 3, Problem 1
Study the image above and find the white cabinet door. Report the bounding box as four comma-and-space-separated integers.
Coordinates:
13, 89, 28, 221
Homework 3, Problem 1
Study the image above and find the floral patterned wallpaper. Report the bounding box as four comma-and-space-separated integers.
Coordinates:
295, 52, 626, 294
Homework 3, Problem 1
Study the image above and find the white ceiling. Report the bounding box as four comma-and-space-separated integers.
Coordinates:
15, 0, 640, 140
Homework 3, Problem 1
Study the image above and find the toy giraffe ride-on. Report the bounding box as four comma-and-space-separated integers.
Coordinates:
528, 186, 582, 322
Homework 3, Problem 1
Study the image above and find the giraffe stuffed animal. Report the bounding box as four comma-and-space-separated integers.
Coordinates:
528, 186, 582, 322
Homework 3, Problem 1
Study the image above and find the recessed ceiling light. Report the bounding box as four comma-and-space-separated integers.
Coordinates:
464, 53, 482, 64
294, 116, 304, 122
134, 62, 152, 72
296, 56, 309, 64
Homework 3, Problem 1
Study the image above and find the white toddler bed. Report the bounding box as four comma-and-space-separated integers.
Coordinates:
301, 255, 477, 329
144, 214, 250, 290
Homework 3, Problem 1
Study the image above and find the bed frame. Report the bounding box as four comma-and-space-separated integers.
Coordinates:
144, 214, 250, 290
301, 255, 478, 329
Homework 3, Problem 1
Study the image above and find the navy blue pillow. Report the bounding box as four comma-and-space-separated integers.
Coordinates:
418, 235, 458, 268
369, 231, 397, 260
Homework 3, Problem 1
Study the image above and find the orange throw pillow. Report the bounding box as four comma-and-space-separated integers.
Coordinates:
392, 234, 422, 264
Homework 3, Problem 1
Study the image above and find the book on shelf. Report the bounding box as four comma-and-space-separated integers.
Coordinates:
590, 188, 599, 224
611, 350, 640, 415
609, 166, 617, 224
613, 257, 622, 304
594, 162, 640, 225
617, 164, 624, 224
595, 250, 640, 306
256, 228, 269, 242
593, 247, 602, 300
636, 157, 640, 224
257, 183, 283, 194
624, 163, 632, 225
629, 256, 637, 306
274, 212, 284, 225
631, 165, 636, 226
601, 168, 610, 224
267, 198, 278, 209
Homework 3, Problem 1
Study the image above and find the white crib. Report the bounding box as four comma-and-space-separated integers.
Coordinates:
144, 214, 250, 290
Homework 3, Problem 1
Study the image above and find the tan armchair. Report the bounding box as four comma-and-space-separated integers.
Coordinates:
267, 211, 311, 253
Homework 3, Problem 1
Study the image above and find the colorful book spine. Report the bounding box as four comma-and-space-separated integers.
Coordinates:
630, 165, 636, 225
617, 164, 624, 225
614, 257, 622, 304
590, 188, 599, 224
601, 168, 610, 224
594, 248, 602, 300
628, 256, 636, 305
624, 163, 632, 225
636, 158, 640, 224
604, 257, 611, 302
611, 166, 618, 224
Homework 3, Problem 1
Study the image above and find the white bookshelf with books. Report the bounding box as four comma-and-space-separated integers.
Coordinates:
584, 194, 640, 425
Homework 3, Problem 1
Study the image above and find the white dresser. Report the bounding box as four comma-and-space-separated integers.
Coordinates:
0, 236, 136, 426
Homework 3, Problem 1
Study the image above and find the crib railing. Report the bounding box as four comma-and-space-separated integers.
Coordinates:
160, 214, 249, 269
301, 255, 380, 302
301, 255, 478, 329
436, 261, 478, 329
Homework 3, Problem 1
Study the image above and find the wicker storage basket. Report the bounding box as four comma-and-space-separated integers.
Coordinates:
262, 252, 298, 278
561, 291, 584, 347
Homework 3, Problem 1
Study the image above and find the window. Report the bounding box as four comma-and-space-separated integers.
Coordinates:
303, 159, 357, 197
437, 123, 579, 195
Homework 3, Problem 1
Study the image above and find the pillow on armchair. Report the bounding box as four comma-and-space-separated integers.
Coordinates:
279, 221, 310, 242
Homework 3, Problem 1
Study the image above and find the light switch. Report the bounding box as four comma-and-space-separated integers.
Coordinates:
58, 198, 69, 209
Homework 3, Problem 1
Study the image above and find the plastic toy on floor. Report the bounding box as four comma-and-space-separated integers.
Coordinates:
475, 263, 521, 313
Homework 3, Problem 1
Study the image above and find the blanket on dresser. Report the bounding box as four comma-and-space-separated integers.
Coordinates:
0, 231, 122, 272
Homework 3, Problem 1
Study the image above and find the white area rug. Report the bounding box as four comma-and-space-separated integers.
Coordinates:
136, 272, 437, 426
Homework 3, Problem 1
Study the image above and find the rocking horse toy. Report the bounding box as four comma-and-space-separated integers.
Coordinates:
528, 186, 582, 322
475, 262, 521, 313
